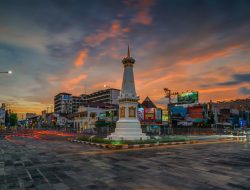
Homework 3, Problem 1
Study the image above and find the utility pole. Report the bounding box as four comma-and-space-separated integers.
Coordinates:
163, 88, 179, 133
163, 88, 179, 104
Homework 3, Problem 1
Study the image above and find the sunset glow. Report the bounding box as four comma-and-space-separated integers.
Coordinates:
0, 0, 249, 116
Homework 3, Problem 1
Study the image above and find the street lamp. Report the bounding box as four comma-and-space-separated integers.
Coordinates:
0, 70, 12, 74
104, 84, 111, 89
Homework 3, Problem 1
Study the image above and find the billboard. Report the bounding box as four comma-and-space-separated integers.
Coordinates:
162, 110, 168, 122
186, 105, 203, 122
170, 106, 187, 118
137, 108, 144, 121
177, 92, 198, 104
155, 108, 162, 121
144, 108, 155, 120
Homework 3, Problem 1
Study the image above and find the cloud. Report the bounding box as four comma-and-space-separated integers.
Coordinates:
177, 44, 244, 66
125, 0, 156, 25
63, 74, 88, 90
74, 48, 89, 67
84, 20, 129, 47
239, 87, 250, 95
0, 25, 47, 52
1, 0, 250, 115
216, 73, 250, 86
234, 73, 250, 82
198, 87, 237, 94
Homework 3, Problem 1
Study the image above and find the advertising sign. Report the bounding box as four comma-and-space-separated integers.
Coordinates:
187, 106, 203, 119
144, 108, 155, 120
170, 106, 187, 118
62, 95, 71, 100
162, 110, 168, 122
155, 108, 162, 121
177, 92, 198, 104
99, 112, 106, 120
137, 108, 144, 121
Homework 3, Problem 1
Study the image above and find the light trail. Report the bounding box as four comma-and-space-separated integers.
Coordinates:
4, 129, 76, 143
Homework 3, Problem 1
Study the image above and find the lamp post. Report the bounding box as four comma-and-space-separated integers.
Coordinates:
0, 70, 12, 74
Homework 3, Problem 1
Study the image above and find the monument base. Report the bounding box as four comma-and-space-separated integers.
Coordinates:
108, 119, 148, 141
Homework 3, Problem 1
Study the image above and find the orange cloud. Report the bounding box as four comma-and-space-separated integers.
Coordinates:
177, 44, 243, 65
198, 86, 237, 93
122, 27, 131, 33
131, 0, 155, 25
84, 20, 128, 47
89, 78, 122, 93
63, 74, 88, 90
74, 48, 88, 67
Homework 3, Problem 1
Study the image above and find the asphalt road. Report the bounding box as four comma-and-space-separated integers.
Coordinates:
0, 134, 250, 190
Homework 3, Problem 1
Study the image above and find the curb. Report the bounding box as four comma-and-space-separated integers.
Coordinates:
68, 137, 242, 150
68, 139, 189, 149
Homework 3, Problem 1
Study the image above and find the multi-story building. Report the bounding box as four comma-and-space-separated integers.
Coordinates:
80, 94, 88, 102
54, 93, 73, 114
54, 88, 120, 115
72, 96, 85, 113
87, 88, 120, 105
209, 98, 250, 127
211, 97, 250, 110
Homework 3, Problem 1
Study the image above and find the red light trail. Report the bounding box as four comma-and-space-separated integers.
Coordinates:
4, 129, 76, 143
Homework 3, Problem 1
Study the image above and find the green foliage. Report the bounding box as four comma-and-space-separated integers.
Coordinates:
122, 139, 156, 145
77, 136, 112, 144
77, 136, 90, 141
95, 120, 111, 128
206, 111, 215, 125
8, 113, 18, 126
91, 137, 112, 144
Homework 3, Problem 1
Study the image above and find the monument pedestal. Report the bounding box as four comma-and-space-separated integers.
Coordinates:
109, 119, 148, 140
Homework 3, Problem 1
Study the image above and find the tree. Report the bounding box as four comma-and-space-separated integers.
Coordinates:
8, 113, 18, 126
206, 111, 215, 126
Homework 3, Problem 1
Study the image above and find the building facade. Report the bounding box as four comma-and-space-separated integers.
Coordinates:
210, 99, 250, 127
54, 89, 120, 115
54, 93, 73, 114
211, 98, 250, 110
72, 96, 85, 113
87, 88, 120, 105
72, 106, 105, 132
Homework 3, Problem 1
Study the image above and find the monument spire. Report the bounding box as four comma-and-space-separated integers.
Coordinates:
127, 44, 130, 57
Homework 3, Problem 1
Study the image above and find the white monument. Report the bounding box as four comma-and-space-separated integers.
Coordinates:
109, 45, 148, 140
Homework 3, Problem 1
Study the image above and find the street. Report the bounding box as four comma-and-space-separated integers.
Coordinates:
0, 132, 250, 190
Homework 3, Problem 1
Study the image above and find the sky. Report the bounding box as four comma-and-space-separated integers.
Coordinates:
0, 0, 250, 116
